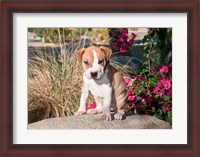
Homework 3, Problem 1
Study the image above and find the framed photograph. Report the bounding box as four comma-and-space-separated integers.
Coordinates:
0, 0, 199, 156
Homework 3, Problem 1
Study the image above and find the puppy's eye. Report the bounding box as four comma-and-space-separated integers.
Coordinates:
98, 60, 104, 64
84, 61, 89, 65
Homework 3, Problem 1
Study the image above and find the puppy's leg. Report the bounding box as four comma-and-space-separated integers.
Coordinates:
100, 88, 112, 121
87, 98, 103, 115
74, 85, 88, 115
114, 94, 127, 120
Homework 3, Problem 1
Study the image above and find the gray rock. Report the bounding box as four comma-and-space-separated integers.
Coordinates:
28, 113, 172, 129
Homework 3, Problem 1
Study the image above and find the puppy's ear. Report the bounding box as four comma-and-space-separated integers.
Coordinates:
100, 46, 112, 61
75, 48, 85, 61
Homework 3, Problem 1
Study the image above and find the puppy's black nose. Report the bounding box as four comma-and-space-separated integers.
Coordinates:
91, 72, 98, 78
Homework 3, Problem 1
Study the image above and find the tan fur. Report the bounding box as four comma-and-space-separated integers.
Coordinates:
99, 46, 112, 61
75, 46, 112, 71
107, 64, 127, 113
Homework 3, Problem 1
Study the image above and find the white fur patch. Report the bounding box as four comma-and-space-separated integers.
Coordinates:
83, 68, 112, 113
84, 50, 104, 80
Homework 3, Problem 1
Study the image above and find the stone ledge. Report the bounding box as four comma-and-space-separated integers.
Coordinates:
28, 113, 172, 129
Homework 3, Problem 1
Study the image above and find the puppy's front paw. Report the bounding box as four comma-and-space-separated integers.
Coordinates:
114, 112, 124, 120
74, 110, 86, 116
100, 113, 112, 121
87, 108, 98, 115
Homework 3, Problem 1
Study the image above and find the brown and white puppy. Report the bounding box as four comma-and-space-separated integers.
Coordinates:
74, 46, 127, 121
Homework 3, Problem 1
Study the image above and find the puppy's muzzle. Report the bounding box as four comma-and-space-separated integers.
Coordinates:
90, 71, 98, 78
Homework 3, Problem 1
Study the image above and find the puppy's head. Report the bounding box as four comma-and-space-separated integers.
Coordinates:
75, 46, 112, 80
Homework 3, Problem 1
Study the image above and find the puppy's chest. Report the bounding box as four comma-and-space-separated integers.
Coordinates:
83, 75, 111, 98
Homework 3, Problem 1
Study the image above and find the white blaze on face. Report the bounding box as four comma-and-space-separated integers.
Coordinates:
84, 50, 104, 80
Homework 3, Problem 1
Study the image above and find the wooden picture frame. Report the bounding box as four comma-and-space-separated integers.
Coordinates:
0, 0, 199, 156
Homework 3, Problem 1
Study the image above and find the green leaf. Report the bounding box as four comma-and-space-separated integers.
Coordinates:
147, 73, 152, 77
143, 82, 148, 88
144, 46, 148, 51
168, 111, 172, 118
140, 69, 149, 75
143, 53, 150, 59
134, 88, 139, 94
153, 114, 158, 118
163, 95, 170, 101
152, 107, 156, 113
140, 86, 145, 93
154, 112, 163, 120
159, 101, 164, 104
143, 61, 148, 66
166, 111, 172, 124
153, 113, 162, 119
159, 109, 163, 116
149, 77, 158, 86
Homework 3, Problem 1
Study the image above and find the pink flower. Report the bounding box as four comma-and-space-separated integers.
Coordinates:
123, 77, 131, 85
148, 85, 154, 92
122, 29, 128, 38
154, 87, 160, 93
128, 33, 136, 45
144, 96, 155, 103
140, 101, 144, 106
154, 83, 165, 96
141, 98, 145, 103
135, 75, 145, 81
162, 106, 169, 113
120, 47, 128, 53
156, 65, 163, 71
158, 73, 166, 80
86, 102, 96, 110
161, 79, 171, 90
131, 103, 137, 109
128, 88, 134, 95
123, 28, 128, 34
135, 84, 140, 89
146, 85, 154, 95
145, 110, 153, 115
128, 40, 133, 46
128, 95, 137, 101
146, 89, 151, 95
160, 65, 169, 73
154, 83, 162, 92
119, 43, 128, 52
167, 89, 172, 96
90, 102, 96, 109
158, 89, 165, 96
119, 37, 124, 43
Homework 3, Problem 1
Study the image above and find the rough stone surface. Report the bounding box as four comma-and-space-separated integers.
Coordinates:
28, 113, 172, 129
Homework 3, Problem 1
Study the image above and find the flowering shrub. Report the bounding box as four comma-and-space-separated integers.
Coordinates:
125, 64, 172, 124
108, 28, 136, 53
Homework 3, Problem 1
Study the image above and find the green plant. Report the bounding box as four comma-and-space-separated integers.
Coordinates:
143, 28, 172, 69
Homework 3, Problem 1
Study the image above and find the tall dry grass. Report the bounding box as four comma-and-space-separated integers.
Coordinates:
28, 44, 85, 123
